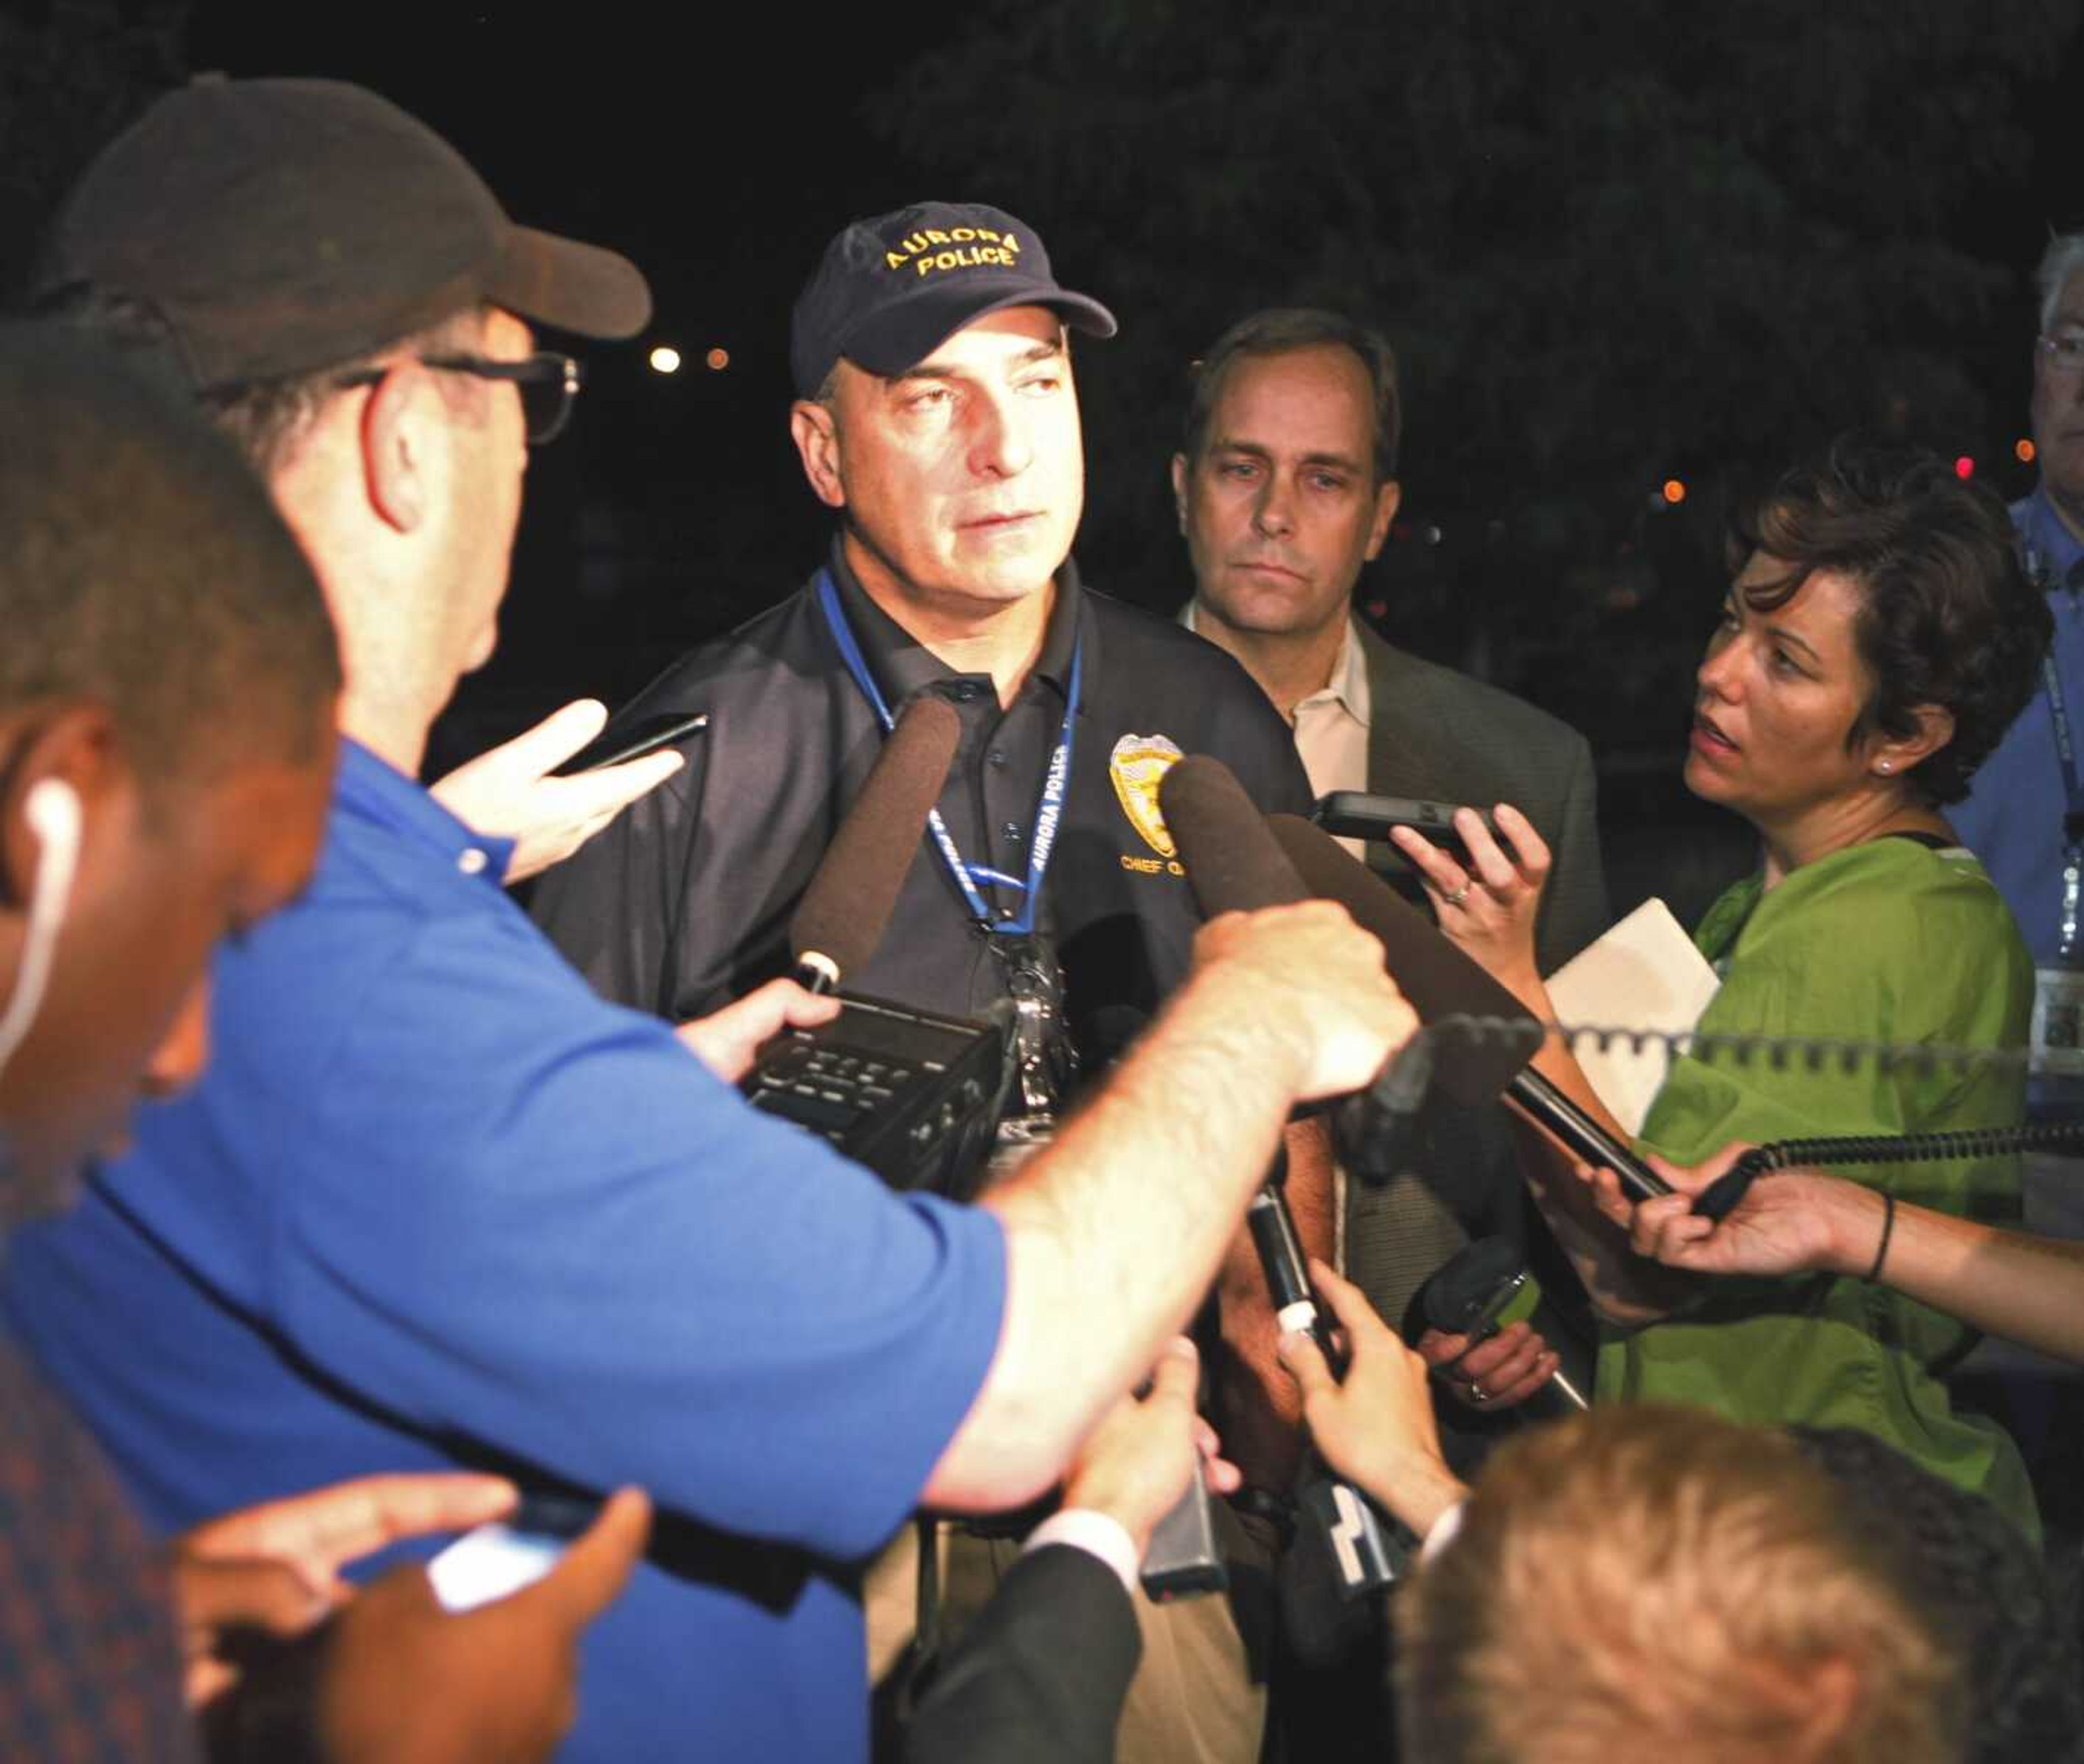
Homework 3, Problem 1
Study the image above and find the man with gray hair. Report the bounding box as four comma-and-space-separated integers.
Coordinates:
1950, 234, 2084, 1101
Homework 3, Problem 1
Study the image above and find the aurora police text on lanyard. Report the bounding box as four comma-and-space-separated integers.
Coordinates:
816, 570, 1081, 936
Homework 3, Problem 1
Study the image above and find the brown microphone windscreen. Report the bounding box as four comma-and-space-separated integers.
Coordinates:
1159, 755, 1308, 915
1267, 814, 1536, 1104
789, 695, 962, 980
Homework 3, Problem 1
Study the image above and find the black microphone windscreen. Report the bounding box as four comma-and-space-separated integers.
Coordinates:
789, 695, 962, 981
1421, 1236, 1528, 1335
1160, 756, 1307, 916
1267, 814, 1534, 1105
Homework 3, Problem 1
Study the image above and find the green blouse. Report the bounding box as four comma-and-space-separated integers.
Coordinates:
1600, 836, 2038, 1537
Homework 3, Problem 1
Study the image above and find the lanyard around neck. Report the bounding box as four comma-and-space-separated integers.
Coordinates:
816, 569, 1081, 937
2023, 535, 2084, 962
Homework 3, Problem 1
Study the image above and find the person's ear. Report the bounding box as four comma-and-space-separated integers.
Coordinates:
0, 705, 118, 912
1364, 478, 1401, 563
790, 400, 847, 511
1870, 702, 1955, 782
360, 362, 439, 534
1170, 454, 1191, 535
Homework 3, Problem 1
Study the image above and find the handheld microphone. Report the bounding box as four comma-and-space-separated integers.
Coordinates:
1422, 1236, 1589, 1413
787, 695, 961, 993
1266, 815, 1672, 1204
1158, 758, 1401, 1625
748, 694, 1003, 1198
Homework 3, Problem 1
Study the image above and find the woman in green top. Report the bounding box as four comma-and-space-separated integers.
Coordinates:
1394, 441, 2053, 1535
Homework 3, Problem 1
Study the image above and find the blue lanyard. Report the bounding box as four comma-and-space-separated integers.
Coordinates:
2043, 653, 2084, 823
816, 570, 1080, 937
2026, 537, 2084, 960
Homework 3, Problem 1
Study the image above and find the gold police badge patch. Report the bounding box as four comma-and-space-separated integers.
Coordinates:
1109, 733, 1184, 863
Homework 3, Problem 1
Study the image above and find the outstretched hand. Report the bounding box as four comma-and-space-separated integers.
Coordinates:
1064, 1337, 1242, 1558
315, 1487, 651, 1764
175, 1471, 519, 1705
676, 978, 843, 1082
1575, 1144, 1863, 1280
1191, 901, 1415, 1102
1276, 1260, 1469, 1539
431, 700, 684, 885
1389, 802, 1547, 996
1415, 1319, 1559, 1413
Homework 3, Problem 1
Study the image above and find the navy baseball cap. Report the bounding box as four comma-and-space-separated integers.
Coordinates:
33, 76, 652, 391
789, 201, 1116, 398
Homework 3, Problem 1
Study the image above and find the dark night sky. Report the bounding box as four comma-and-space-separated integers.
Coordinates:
95, 4, 2084, 852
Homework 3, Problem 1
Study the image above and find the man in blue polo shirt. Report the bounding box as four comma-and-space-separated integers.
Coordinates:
7, 80, 1414, 1762
1952, 234, 2084, 1112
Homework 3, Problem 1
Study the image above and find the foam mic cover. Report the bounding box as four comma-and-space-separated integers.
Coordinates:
1268, 815, 1673, 1203
1159, 756, 1310, 915
788, 695, 962, 989
1267, 815, 1533, 1106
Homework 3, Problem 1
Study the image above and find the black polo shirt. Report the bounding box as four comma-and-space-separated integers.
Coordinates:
532, 541, 1311, 1075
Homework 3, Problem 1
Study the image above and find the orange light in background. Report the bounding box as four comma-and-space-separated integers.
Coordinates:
1954, 456, 1975, 480
647, 345, 682, 375
706, 347, 730, 371
2018, 437, 2037, 464
1661, 479, 1686, 505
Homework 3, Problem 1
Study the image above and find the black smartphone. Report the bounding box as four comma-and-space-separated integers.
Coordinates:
1311, 790, 1498, 860
551, 710, 708, 777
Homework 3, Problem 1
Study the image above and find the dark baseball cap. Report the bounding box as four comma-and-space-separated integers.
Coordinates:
790, 201, 1116, 399
32, 76, 652, 390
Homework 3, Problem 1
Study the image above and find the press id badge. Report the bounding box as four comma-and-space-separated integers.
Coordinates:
2030, 966, 2084, 1078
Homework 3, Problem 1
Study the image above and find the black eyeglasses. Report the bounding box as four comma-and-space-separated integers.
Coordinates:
335, 351, 584, 445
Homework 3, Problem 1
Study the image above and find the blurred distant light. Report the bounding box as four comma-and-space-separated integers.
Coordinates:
649, 346, 682, 375
2018, 437, 2037, 464
1423, 524, 1443, 545
706, 347, 730, 371
1661, 478, 1686, 506
1954, 455, 1975, 480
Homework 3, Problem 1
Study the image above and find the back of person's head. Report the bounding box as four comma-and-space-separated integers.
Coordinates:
1181, 307, 1401, 483
1791, 1427, 2083, 1764
1728, 436, 2049, 805
0, 322, 339, 782
27, 75, 649, 475
0, 326, 340, 1200
1396, 1406, 1964, 1764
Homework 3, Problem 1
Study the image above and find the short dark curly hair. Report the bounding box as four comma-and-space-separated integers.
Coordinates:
1729, 439, 2050, 806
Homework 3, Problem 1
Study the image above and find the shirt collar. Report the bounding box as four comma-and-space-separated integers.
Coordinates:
825, 536, 1083, 706
1179, 601, 1370, 727
2018, 486, 2084, 593
335, 737, 516, 887
1304, 617, 1371, 728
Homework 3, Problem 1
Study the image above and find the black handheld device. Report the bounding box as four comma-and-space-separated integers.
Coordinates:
551, 710, 708, 776
1311, 791, 1500, 860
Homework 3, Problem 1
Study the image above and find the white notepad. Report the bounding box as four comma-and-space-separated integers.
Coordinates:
1543, 899, 1720, 1136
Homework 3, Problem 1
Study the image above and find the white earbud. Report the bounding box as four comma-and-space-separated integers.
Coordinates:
0, 777, 84, 1080
24, 778, 80, 855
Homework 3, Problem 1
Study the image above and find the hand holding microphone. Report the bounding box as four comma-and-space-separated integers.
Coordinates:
1417, 1236, 1587, 1414
1267, 815, 1673, 1205
1386, 801, 1552, 1002
1161, 756, 1415, 1103
1158, 757, 1413, 1620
